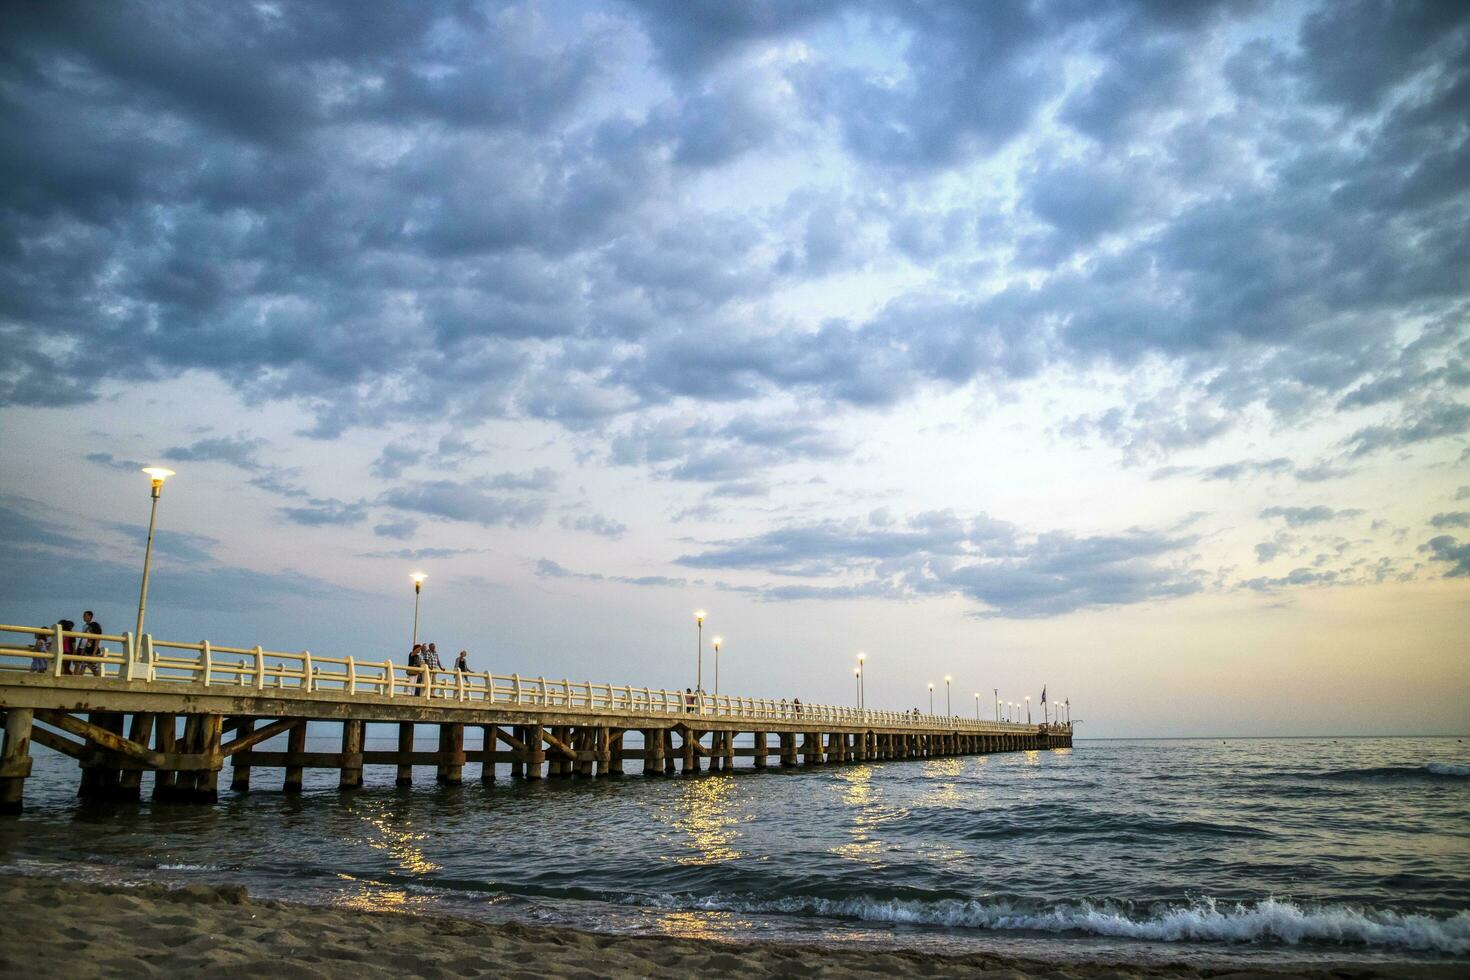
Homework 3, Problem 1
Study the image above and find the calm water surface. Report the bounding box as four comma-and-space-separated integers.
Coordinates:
2, 735, 1467, 967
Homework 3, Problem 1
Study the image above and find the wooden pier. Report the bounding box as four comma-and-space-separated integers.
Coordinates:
0, 623, 1071, 814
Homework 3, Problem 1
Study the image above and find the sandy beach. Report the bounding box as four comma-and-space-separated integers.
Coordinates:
0, 874, 1461, 980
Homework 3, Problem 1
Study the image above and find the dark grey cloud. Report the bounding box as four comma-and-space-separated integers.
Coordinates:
380, 480, 545, 528
482, 468, 559, 492
0, 0, 1465, 482
86, 452, 147, 472
163, 434, 266, 470
1420, 535, 1470, 577
676, 509, 1198, 618
1429, 512, 1470, 529
372, 518, 419, 540
559, 513, 628, 539
1260, 505, 1365, 527
1238, 567, 1341, 592
279, 498, 368, 528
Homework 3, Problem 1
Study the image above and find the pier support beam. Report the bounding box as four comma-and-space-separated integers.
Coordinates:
481, 726, 497, 784
396, 722, 414, 786
153, 715, 178, 801
663, 730, 676, 774
118, 713, 156, 801
752, 731, 767, 768
0, 708, 33, 816
283, 721, 307, 793
229, 717, 253, 792
339, 720, 364, 790
437, 723, 464, 786
193, 714, 223, 803
509, 726, 525, 779
525, 724, 544, 780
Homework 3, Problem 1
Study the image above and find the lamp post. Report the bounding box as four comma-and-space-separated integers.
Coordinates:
994, 688, 999, 722
1025, 696, 1031, 725
854, 667, 861, 707
928, 683, 934, 715
134, 466, 176, 639
712, 636, 722, 698
945, 675, 952, 717
974, 692, 980, 720
410, 572, 427, 646
694, 611, 705, 692
857, 652, 866, 710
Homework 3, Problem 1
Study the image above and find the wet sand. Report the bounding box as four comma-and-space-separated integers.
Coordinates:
0, 874, 1463, 980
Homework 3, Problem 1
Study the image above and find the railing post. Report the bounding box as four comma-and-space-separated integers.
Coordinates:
302, 650, 313, 692
456, 669, 466, 701
201, 640, 212, 687
513, 673, 522, 704
385, 660, 395, 698
51, 622, 65, 677
539, 676, 547, 706
252, 646, 265, 689
347, 656, 357, 695
144, 634, 156, 681
123, 632, 137, 681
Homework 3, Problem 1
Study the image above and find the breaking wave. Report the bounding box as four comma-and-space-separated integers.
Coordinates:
1316, 763, 1470, 782
640, 893, 1470, 954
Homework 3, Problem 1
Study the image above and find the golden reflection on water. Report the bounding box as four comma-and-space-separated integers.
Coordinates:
647, 907, 756, 941
663, 774, 744, 866
831, 764, 899, 866
333, 872, 435, 914
356, 806, 442, 875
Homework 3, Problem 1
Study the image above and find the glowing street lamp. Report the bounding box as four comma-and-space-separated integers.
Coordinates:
134, 466, 176, 639
945, 675, 952, 717
694, 611, 706, 693
410, 572, 427, 646
712, 636, 723, 698
928, 682, 934, 715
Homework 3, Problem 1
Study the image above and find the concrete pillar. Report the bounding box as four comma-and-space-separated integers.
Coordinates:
753, 731, 768, 768
509, 725, 525, 779
118, 713, 156, 801
607, 729, 623, 775
396, 722, 415, 786
0, 708, 34, 816
229, 717, 253, 792
283, 720, 307, 793
481, 726, 497, 784
576, 728, 596, 777
644, 729, 665, 776
153, 715, 178, 801
663, 730, 677, 774
525, 724, 544, 779
194, 715, 223, 803
438, 723, 464, 785
339, 720, 364, 790
681, 730, 698, 774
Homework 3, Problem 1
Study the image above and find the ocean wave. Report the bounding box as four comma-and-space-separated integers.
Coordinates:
641, 893, 1470, 954
1316, 764, 1470, 782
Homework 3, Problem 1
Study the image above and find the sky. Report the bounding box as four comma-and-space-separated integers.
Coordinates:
1, 0, 1466, 738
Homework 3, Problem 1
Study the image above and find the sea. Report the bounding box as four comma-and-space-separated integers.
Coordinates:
2, 734, 1467, 969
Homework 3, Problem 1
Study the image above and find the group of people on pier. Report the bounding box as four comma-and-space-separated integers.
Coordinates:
406, 642, 470, 693
28, 610, 105, 674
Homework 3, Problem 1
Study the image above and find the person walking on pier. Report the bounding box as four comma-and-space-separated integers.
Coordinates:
422, 643, 443, 696
77, 611, 103, 676
684, 687, 695, 713
408, 644, 424, 693
454, 650, 469, 674
29, 631, 49, 672
56, 620, 76, 675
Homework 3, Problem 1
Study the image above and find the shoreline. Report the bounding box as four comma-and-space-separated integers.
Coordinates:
1, 874, 1465, 980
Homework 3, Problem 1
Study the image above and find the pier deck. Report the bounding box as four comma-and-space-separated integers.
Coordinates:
0, 623, 1071, 814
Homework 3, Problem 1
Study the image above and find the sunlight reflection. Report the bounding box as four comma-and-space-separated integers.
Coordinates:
647, 907, 755, 941
832, 764, 892, 865
663, 775, 744, 866
332, 872, 435, 914
354, 805, 442, 875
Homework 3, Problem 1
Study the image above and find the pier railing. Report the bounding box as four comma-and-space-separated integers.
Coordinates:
0, 622, 1050, 732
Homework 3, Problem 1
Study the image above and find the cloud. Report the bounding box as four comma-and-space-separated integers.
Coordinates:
279, 498, 368, 527
163, 434, 267, 471
482, 467, 559, 492
559, 513, 628, 539
1260, 505, 1365, 527
534, 557, 684, 588
1344, 400, 1470, 457
86, 452, 147, 472
372, 518, 419, 540
1420, 535, 1470, 577
676, 509, 1199, 618
358, 547, 480, 561
1429, 512, 1470, 529
380, 480, 545, 527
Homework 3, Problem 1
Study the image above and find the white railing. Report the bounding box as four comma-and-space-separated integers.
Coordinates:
0, 623, 1056, 733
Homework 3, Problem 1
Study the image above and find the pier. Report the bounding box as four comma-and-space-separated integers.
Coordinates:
0, 622, 1071, 814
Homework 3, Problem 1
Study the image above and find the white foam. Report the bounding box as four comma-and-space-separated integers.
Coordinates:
1427, 762, 1470, 777
646, 893, 1470, 954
